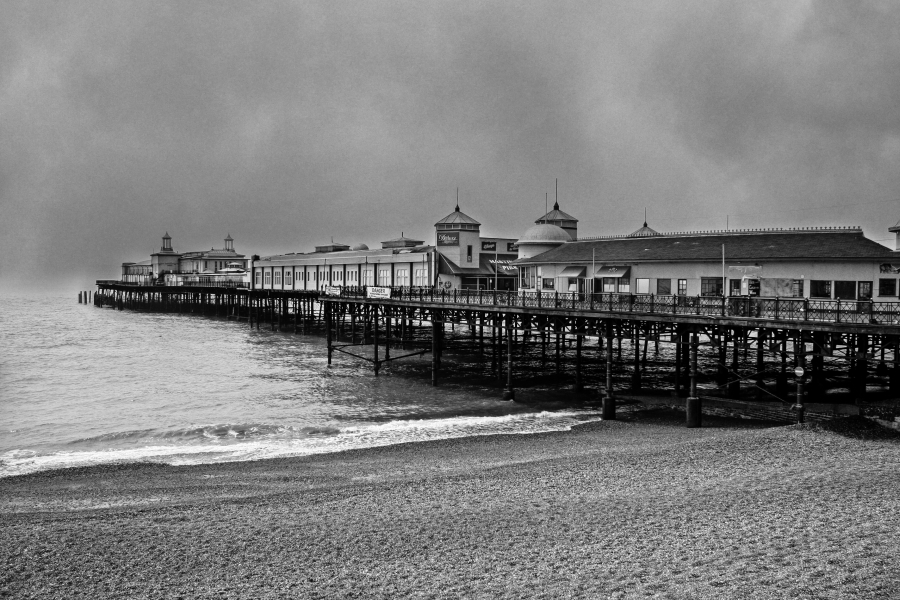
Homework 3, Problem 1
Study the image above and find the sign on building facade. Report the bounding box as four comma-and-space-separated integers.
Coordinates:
437, 232, 459, 246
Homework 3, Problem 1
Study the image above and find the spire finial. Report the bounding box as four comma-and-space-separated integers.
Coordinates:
455, 188, 459, 212
554, 179, 559, 210
643, 208, 647, 228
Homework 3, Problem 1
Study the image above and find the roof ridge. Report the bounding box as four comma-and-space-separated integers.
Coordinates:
576, 225, 862, 241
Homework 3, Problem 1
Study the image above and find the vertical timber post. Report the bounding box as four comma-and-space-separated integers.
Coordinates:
575, 318, 583, 393
431, 309, 440, 386
686, 332, 701, 428
326, 301, 333, 366
373, 304, 380, 376
503, 313, 515, 400
603, 321, 615, 420
795, 335, 805, 424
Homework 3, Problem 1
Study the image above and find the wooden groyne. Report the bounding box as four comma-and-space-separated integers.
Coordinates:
94, 281, 900, 426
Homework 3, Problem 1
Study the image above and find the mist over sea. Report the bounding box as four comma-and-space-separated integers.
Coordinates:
0, 296, 605, 477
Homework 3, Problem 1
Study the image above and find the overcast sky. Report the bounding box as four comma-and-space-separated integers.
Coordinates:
2, 0, 899, 293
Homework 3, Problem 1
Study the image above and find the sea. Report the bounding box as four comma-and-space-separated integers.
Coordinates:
0, 295, 609, 478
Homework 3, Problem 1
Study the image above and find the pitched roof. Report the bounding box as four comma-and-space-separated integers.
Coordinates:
535, 201, 578, 223
628, 222, 660, 237
516, 228, 896, 265
435, 204, 481, 226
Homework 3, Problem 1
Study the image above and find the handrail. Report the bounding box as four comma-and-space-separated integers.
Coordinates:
328, 287, 900, 326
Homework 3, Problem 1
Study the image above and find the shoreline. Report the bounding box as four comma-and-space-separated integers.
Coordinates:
3, 408, 899, 598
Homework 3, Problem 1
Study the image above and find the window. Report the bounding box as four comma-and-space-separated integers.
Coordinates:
414, 268, 426, 286
542, 278, 554, 290
602, 278, 616, 293
520, 266, 536, 289
858, 281, 872, 300
729, 279, 741, 296
378, 269, 390, 285
285, 270, 292, 286
255, 271, 261, 286
396, 269, 409, 286
618, 279, 630, 293
466, 245, 473, 263
810, 280, 831, 298
700, 277, 723, 296
264, 271, 271, 286
635, 278, 650, 294
568, 278, 578, 292
791, 279, 804, 298
834, 281, 856, 300
879, 278, 897, 297
334, 271, 343, 282
656, 279, 671, 295
677, 279, 687, 295
274, 271, 281, 285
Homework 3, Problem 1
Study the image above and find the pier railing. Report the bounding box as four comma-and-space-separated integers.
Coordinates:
330, 287, 900, 326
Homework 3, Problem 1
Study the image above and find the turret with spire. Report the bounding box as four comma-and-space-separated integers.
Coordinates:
629, 209, 660, 237
535, 182, 578, 240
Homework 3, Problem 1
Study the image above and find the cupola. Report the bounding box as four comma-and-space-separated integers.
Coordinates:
160, 232, 174, 253
535, 200, 578, 240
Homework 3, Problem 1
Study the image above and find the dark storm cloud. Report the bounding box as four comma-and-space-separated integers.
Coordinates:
1, 1, 898, 293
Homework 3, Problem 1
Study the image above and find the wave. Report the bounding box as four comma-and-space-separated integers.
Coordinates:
0, 410, 602, 478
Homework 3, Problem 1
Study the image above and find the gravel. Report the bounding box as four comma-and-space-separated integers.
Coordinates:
2, 409, 899, 599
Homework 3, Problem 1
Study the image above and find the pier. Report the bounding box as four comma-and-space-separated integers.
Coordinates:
94, 281, 900, 426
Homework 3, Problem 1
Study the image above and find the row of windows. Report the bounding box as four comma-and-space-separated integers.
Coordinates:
255, 267, 423, 287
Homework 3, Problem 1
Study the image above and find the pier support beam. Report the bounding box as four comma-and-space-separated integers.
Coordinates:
373, 305, 380, 376
503, 314, 515, 401
686, 332, 701, 428
431, 309, 440, 386
631, 323, 641, 392
794, 338, 806, 424
603, 321, 615, 420
326, 302, 333, 366
728, 328, 741, 399
575, 319, 583, 393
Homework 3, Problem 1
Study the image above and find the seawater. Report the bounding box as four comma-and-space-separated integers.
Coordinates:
0, 296, 603, 477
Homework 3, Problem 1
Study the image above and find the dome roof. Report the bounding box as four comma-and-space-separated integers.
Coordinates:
350, 243, 369, 251
516, 223, 571, 245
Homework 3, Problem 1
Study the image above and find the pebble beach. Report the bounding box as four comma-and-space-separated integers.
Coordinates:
2, 408, 899, 599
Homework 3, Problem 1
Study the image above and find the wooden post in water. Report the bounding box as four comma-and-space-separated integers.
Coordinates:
756, 329, 766, 400
603, 321, 615, 420
686, 332, 701, 428
729, 328, 741, 399
575, 318, 583, 392
373, 304, 380, 376
795, 337, 806, 424
326, 301, 333, 366
503, 313, 515, 400
431, 309, 440, 386
631, 322, 641, 391
384, 306, 391, 361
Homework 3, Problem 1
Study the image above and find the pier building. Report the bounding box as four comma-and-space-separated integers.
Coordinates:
122, 233, 249, 286
515, 223, 900, 302
252, 203, 518, 291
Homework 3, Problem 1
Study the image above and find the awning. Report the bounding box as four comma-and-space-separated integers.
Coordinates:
594, 265, 631, 278
559, 266, 586, 277
479, 254, 518, 277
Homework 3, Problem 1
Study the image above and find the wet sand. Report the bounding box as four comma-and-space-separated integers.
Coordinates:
2, 409, 899, 599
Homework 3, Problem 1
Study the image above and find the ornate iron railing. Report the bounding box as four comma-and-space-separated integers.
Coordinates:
328, 287, 900, 327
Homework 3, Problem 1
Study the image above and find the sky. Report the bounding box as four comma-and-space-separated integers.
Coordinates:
2, 0, 899, 293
